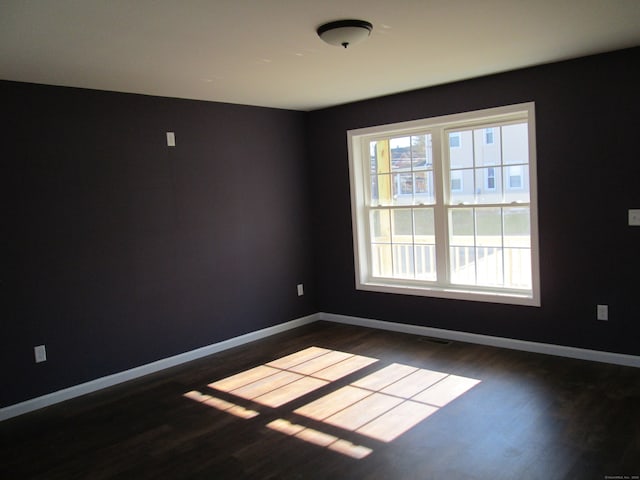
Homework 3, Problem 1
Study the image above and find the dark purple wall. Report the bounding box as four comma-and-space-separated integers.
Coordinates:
307, 47, 640, 356
3, 47, 639, 409
2, 82, 315, 407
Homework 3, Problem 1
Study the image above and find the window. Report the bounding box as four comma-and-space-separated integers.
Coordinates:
347, 103, 540, 306
507, 165, 524, 189
450, 170, 463, 192
485, 167, 496, 191
449, 132, 461, 148
484, 128, 495, 145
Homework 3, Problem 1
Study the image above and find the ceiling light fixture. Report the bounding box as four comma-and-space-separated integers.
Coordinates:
317, 19, 373, 49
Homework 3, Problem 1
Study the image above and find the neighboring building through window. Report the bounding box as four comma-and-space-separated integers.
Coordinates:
449, 132, 461, 148
507, 165, 524, 189
347, 103, 540, 306
486, 167, 496, 191
450, 170, 463, 192
485, 128, 495, 145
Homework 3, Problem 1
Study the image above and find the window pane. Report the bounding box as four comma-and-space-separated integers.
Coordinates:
449, 169, 474, 204
414, 208, 436, 281
414, 245, 436, 280
450, 246, 476, 285
392, 173, 414, 205
390, 137, 411, 171
474, 128, 501, 166
393, 244, 415, 278
503, 248, 532, 289
509, 173, 522, 188
503, 166, 529, 203
371, 244, 392, 277
503, 208, 530, 248
449, 208, 474, 246
373, 174, 391, 205
369, 142, 377, 173
370, 209, 391, 243
414, 171, 434, 204
372, 140, 390, 173
391, 209, 413, 243
487, 169, 496, 190
411, 134, 431, 170
414, 208, 435, 244
450, 172, 462, 192
475, 167, 502, 204
485, 128, 495, 145
502, 123, 528, 165
475, 208, 502, 247
449, 130, 473, 168
476, 246, 504, 286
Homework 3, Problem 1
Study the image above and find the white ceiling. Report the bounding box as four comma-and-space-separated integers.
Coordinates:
1, 1, 639, 111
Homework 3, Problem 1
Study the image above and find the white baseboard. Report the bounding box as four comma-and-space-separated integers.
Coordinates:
4, 311, 638, 422
0, 313, 320, 422
319, 312, 640, 368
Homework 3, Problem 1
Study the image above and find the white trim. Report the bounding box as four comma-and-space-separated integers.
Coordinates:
319, 312, 640, 369
0, 314, 319, 422
4, 311, 638, 422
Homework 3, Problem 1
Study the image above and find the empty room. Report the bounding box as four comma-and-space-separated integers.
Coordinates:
1, 1, 640, 479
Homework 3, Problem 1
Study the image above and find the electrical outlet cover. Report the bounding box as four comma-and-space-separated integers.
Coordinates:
596, 304, 608, 321
34, 345, 47, 363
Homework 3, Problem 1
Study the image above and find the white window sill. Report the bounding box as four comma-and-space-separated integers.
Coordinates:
357, 281, 540, 307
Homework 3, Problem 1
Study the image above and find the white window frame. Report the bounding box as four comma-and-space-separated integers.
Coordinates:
347, 103, 540, 306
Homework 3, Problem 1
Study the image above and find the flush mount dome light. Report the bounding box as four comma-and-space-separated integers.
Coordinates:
317, 19, 373, 48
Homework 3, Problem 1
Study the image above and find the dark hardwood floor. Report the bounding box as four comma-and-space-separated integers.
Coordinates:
2, 321, 639, 479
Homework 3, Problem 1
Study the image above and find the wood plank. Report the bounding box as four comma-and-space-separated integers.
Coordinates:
2, 321, 639, 479
294, 385, 372, 421
351, 363, 418, 391
208, 365, 279, 392
380, 368, 448, 398
311, 355, 378, 381
253, 376, 328, 408
266, 346, 331, 370
356, 400, 438, 442
228, 370, 302, 400
323, 392, 404, 431
412, 374, 481, 407
288, 350, 354, 376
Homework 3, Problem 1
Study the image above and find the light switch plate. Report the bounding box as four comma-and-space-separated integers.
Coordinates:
629, 209, 640, 226
166, 132, 176, 147
597, 304, 608, 321
34, 345, 47, 363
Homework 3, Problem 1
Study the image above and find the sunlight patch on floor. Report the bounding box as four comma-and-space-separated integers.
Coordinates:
267, 418, 373, 459
184, 346, 481, 459
183, 390, 259, 419
412, 374, 481, 407
208, 347, 378, 408
294, 362, 481, 442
